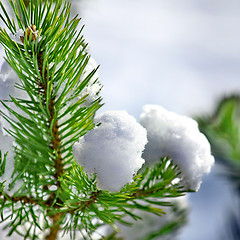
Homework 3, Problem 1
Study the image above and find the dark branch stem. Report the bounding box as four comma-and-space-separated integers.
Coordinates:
0, 191, 39, 205
45, 212, 63, 240
45, 191, 100, 239
37, 50, 64, 239
37, 52, 64, 187
61, 190, 101, 215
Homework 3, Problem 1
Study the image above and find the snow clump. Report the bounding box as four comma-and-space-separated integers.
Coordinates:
140, 105, 215, 191
73, 110, 148, 192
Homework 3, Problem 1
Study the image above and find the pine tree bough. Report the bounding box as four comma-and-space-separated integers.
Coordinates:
36, 34, 64, 240
0, 0, 214, 239
0, 191, 39, 205
45, 213, 63, 240
37, 50, 63, 188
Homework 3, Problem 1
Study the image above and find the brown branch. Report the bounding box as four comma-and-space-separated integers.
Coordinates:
0, 190, 62, 209
37, 50, 64, 187
44, 191, 101, 240
0, 191, 40, 206
45, 212, 63, 240
36, 37, 64, 240
0, 191, 64, 240
62, 190, 101, 215
131, 188, 158, 199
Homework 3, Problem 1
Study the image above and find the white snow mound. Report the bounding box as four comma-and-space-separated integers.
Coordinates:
73, 110, 148, 192
140, 104, 214, 191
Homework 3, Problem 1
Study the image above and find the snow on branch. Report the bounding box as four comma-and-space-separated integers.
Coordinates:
140, 105, 215, 191
73, 110, 147, 192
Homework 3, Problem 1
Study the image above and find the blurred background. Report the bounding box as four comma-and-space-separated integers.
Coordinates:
78, 2, 240, 238
1, 0, 240, 239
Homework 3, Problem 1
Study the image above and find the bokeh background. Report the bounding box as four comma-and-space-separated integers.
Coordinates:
1, 0, 240, 239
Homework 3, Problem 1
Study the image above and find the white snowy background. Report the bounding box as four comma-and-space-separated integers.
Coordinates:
1, 0, 240, 239
76, 1, 240, 239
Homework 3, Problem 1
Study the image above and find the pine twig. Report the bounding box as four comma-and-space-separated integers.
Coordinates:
0, 191, 39, 205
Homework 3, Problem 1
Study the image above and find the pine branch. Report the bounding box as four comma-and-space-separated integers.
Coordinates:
45, 213, 63, 240
0, 1, 190, 239
67, 190, 101, 215
0, 0, 102, 239
56, 158, 185, 237
36, 42, 63, 191
0, 191, 39, 205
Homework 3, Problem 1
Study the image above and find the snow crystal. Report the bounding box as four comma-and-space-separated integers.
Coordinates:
9, 29, 25, 44
9, 25, 41, 44
73, 111, 147, 192
140, 105, 215, 191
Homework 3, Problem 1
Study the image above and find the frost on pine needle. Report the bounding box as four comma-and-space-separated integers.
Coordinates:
9, 29, 25, 44
140, 105, 215, 191
9, 25, 40, 44
73, 111, 147, 192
